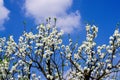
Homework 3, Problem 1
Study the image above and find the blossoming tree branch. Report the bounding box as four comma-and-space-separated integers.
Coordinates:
0, 18, 120, 80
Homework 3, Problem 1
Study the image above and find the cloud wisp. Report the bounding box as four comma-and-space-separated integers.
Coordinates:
0, 0, 10, 30
24, 0, 80, 33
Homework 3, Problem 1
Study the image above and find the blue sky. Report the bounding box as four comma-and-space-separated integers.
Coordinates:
0, 0, 120, 45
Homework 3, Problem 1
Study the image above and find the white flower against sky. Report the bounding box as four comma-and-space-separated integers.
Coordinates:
0, 23, 120, 79
86, 24, 90, 31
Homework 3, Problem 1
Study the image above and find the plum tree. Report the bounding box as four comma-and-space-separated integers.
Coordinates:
0, 19, 120, 80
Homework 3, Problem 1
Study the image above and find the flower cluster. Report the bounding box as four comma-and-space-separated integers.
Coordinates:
63, 25, 120, 80
0, 20, 120, 80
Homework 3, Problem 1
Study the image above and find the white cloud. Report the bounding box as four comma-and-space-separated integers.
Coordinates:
24, 0, 81, 33
57, 11, 80, 33
0, 0, 10, 30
